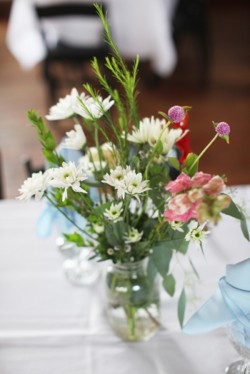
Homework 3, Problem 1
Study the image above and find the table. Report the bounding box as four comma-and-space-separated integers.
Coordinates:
6, 0, 178, 77
0, 185, 249, 374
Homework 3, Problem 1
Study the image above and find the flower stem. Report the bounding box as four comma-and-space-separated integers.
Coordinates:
189, 133, 219, 171
45, 193, 94, 240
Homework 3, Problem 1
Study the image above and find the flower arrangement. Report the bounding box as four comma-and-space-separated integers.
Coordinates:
18, 5, 248, 332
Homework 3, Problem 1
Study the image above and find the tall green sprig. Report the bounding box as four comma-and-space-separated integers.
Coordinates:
93, 4, 139, 158
27, 110, 64, 166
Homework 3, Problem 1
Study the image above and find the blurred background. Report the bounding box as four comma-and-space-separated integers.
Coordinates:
0, 0, 249, 199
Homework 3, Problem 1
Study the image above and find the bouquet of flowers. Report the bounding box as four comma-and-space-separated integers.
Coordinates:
17, 5, 248, 340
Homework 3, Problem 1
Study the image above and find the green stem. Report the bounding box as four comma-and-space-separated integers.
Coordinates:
189, 133, 219, 171
45, 193, 94, 240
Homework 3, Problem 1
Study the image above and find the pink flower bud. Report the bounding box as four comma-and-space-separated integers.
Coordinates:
215, 122, 230, 136
168, 106, 185, 123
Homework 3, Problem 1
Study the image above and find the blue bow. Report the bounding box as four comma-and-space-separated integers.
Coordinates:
182, 258, 250, 338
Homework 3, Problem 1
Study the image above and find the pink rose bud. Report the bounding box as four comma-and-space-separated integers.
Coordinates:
168, 105, 185, 123
203, 175, 225, 195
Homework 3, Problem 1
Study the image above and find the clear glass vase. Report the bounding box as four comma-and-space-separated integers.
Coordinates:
56, 236, 100, 286
106, 259, 160, 342
225, 321, 250, 374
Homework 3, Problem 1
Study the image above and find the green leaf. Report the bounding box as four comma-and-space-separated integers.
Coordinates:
163, 274, 176, 296
147, 256, 158, 284
183, 152, 199, 176
178, 288, 186, 327
188, 258, 200, 280
168, 157, 181, 171
64, 232, 85, 247
222, 199, 250, 241
152, 242, 173, 277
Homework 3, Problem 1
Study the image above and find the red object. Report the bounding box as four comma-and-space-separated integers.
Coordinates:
172, 112, 192, 163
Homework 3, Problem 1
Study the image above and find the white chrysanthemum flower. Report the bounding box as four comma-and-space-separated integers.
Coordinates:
104, 202, 123, 222
102, 166, 130, 188
127, 117, 154, 144
63, 124, 86, 150
93, 223, 104, 234
161, 127, 183, 154
17, 170, 52, 201
185, 221, 210, 247
46, 88, 85, 121
74, 95, 114, 119
117, 170, 150, 199
170, 220, 184, 232
78, 155, 95, 176
124, 228, 143, 244
49, 161, 87, 201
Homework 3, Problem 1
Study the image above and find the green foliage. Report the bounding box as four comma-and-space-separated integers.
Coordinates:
178, 288, 186, 327
183, 152, 199, 177
64, 232, 86, 247
163, 274, 176, 296
222, 199, 250, 241
27, 110, 64, 166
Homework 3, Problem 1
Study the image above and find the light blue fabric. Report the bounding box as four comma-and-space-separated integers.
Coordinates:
183, 258, 250, 335
36, 142, 99, 237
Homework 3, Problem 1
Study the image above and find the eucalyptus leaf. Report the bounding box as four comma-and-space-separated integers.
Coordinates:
178, 288, 186, 327
222, 199, 250, 241
152, 243, 173, 277
163, 274, 176, 296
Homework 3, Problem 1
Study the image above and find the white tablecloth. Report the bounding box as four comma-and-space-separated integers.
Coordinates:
6, 0, 178, 77
0, 185, 249, 374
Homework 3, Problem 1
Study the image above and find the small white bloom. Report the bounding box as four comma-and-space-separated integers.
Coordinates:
93, 223, 104, 234
124, 228, 143, 244
185, 221, 210, 247
117, 170, 150, 199
107, 248, 114, 255
45, 88, 83, 121
170, 220, 184, 232
49, 161, 87, 201
104, 202, 123, 222
102, 166, 130, 188
78, 155, 95, 176
63, 124, 86, 150
124, 244, 132, 253
17, 170, 51, 201
74, 95, 114, 119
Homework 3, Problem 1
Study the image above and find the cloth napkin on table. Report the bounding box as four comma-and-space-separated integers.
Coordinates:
182, 258, 250, 339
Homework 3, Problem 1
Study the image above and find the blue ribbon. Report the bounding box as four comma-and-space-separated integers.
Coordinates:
183, 258, 250, 335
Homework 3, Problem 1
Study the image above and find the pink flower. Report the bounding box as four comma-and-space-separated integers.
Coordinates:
215, 122, 230, 136
191, 172, 212, 188
168, 105, 185, 123
164, 193, 199, 222
165, 173, 192, 194
203, 175, 225, 195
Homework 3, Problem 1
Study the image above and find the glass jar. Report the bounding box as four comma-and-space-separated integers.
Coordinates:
106, 259, 160, 341
225, 321, 250, 374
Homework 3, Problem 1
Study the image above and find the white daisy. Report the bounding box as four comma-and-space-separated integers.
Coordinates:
124, 228, 143, 244
102, 166, 130, 188
17, 170, 52, 201
185, 221, 210, 247
104, 202, 123, 222
74, 95, 114, 119
63, 124, 86, 150
117, 169, 150, 199
170, 220, 184, 232
49, 161, 87, 201
45, 88, 84, 121
93, 223, 104, 234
